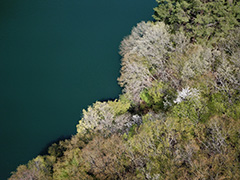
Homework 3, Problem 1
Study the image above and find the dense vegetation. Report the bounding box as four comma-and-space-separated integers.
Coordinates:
10, 0, 240, 179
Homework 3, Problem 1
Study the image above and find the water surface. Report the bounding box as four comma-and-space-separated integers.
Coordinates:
0, 0, 156, 178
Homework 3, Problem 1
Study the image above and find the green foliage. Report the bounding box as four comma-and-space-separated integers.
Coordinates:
140, 89, 151, 105
171, 89, 209, 123
219, 27, 240, 55
10, 156, 55, 180
123, 124, 138, 140
140, 82, 175, 112
208, 92, 240, 119
127, 114, 240, 179
48, 143, 65, 158
153, 0, 240, 44
10, 1, 240, 179
209, 92, 229, 115
108, 99, 131, 116
127, 116, 198, 179
147, 82, 165, 104
153, 0, 240, 45
53, 149, 92, 180
81, 134, 135, 179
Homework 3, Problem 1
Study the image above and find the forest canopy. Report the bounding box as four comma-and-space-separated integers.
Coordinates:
10, 0, 240, 179
153, 0, 240, 45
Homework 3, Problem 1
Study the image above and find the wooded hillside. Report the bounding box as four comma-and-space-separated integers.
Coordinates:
10, 1, 240, 179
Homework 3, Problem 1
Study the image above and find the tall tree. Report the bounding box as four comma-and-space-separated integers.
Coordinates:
153, 0, 240, 45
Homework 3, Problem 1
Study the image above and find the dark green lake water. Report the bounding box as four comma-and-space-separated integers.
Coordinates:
0, 0, 156, 179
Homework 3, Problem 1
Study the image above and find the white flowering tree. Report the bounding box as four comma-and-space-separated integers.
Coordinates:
118, 21, 173, 103
172, 87, 208, 123
76, 100, 142, 135
174, 87, 199, 104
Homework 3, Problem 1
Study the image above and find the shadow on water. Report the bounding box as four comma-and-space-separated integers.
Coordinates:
98, 97, 117, 102
39, 135, 72, 156
99, 56, 123, 102
38, 54, 122, 159
39, 86, 123, 157
38, 96, 123, 156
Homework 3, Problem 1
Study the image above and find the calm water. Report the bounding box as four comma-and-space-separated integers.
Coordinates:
0, 0, 156, 179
